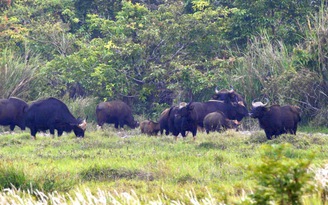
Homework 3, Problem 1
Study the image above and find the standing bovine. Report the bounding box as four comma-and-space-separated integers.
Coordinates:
167, 106, 181, 137
172, 100, 248, 139
0, 97, 28, 131
158, 108, 170, 135
140, 120, 160, 136
249, 99, 301, 140
96, 100, 139, 129
203, 111, 240, 134
25, 97, 87, 139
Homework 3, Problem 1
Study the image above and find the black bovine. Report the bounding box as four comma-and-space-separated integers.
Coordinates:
167, 106, 181, 137
203, 111, 240, 134
96, 100, 139, 129
0, 97, 28, 131
171, 100, 248, 139
212, 87, 247, 108
249, 99, 301, 140
25, 97, 87, 139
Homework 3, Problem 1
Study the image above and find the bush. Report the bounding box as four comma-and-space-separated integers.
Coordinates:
247, 144, 314, 205
310, 108, 328, 128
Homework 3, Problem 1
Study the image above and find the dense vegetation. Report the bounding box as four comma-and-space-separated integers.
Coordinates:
0, 130, 327, 204
1, 0, 328, 124
2, 1, 328, 203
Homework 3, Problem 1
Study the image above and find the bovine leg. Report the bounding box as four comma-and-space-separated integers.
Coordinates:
49, 127, 55, 138
30, 128, 37, 140
192, 129, 197, 141
96, 124, 103, 130
96, 125, 102, 130
9, 124, 15, 132
57, 129, 63, 137
265, 130, 272, 140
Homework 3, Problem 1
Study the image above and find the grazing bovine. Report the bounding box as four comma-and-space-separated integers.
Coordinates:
249, 99, 301, 140
172, 100, 248, 139
96, 100, 139, 129
25, 97, 87, 139
212, 87, 247, 107
203, 111, 240, 134
140, 120, 160, 136
158, 108, 170, 135
0, 97, 28, 131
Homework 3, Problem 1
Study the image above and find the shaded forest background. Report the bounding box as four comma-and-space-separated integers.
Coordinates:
1, 0, 328, 125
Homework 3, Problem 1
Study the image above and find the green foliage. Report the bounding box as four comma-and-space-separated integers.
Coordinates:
1, 0, 328, 122
247, 144, 315, 205
0, 48, 40, 99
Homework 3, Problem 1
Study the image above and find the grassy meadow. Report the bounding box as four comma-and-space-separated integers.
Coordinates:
0, 124, 328, 204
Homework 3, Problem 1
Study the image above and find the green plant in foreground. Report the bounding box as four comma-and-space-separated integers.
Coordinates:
247, 144, 314, 205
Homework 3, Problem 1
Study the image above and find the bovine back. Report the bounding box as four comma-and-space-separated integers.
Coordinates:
26, 97, 79, 125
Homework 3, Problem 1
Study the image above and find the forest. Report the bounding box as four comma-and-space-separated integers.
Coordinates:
1, 0, 328, 125
3, 1, 328, 204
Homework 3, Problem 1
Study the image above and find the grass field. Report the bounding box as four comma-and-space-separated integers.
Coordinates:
0, 125, 328, 204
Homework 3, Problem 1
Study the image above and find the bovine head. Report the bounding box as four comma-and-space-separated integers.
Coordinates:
227, 101, 249, 122
129, 119, 139, 129
73, 117, 87, 137
212, 87, 246, 107
249, 98, 269, 118
177, 103, 194, 118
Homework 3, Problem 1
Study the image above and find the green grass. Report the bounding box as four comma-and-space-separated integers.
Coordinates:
0, 128, 327, 204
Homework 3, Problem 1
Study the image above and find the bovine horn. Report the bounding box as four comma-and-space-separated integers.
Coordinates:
179, 102, 187, 108
78, 119, 87, 130
263, 98, 269, 107
215, 87, 219, 94
229, 85, 234, 92
252, 98, 269, 107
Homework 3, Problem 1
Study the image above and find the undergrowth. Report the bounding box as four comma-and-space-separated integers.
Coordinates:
0, 128, 327, 204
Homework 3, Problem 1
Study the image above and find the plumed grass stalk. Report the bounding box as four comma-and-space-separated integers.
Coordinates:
0, 187, 221, 205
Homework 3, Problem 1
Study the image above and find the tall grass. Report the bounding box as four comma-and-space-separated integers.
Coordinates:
232, 31, 293, 105
0, 47, 40, 99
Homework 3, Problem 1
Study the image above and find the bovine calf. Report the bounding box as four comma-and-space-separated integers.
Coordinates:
250, 99, 301, 140
0, 97, 28, 131
203, 111, 240, 134
96, 100, 139, 129
140, 120, 160, 136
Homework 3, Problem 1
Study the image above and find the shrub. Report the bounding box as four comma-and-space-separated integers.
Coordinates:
247, 144, 314, 205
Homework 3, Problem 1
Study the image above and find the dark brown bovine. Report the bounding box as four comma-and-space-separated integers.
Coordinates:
250, 99, 301, 140
203, 111, 240, 134
140, 120, 160, 136
96, 100, 139, 129
158, 108, 170, 135
25, 97, 87, 139
0, 97, 28, 131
